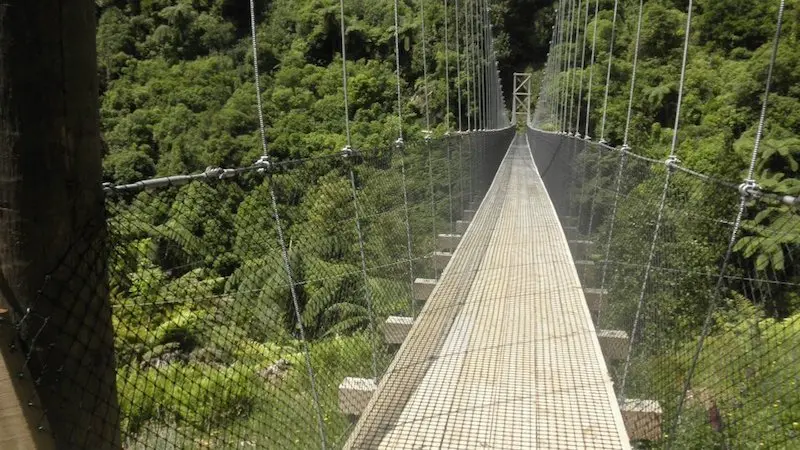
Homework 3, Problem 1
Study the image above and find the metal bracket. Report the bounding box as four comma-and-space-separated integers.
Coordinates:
341, 145, 355, 159
665, 155, 681, 170
395, 137, 405, 150
254, 155, 272, 174
204, 166, 237, 180
738, 179, 762, 199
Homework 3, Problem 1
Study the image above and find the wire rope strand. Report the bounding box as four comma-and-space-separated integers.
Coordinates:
348, 166, 380, 380
620, 0, 692, 400
575, 0, 589, 135
338, 0, 352, 146
395, 0, 406, 138
561, 0, 575, 132
560, 0, 574, 132
748, 0, 785, 180
267, 180, 328, 449
567, 0, 581, 133
464, 0, 473, 130
428, 140, 439, 278
444, 0, 452, 131
455, 0, 463, 132
622, 0, 645, 147
584, 0, 600, 138
667, 0, 693, 157
670, 1, 786, 443
248, 0, 268, 156
598, 0, 619, 142
595, 149, 627, 330
398, 146, 417, 317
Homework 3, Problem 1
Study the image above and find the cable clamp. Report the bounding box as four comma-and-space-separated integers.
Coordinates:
738, 179, 762, 199
204, 166, 237, 180
574, 132, 582, 139
254, 155, 272, 173
204, 166, 224, 179
665, 155, 681, 170
395, 137, 405, 150
102, 182, 114, 193
341, 145, 355, 159
422, 130, 432, 142
620, 144, 630, 152
584, 135, 592, 142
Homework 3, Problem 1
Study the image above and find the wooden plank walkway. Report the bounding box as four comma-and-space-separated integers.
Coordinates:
344, 134, 630, 449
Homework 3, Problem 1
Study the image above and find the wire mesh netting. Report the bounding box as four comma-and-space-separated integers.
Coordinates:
527, 127, 800, 448
0, 130, 512, 449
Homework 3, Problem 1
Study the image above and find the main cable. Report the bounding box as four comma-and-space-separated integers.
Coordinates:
249, 0, 268, 156
338, 0, 352, 146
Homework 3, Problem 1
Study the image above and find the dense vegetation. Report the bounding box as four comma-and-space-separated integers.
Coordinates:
97, 0, 515, 447
95, 0, 799, 447
535, 0, 800, 447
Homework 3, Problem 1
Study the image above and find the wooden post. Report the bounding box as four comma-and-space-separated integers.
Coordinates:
0, 1, 120, 448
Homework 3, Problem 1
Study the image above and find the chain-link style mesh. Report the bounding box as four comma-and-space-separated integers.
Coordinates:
527, 127, 800, 448
0, 130, 510, 449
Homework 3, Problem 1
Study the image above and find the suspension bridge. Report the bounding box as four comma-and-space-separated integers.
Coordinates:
0, 0, 798, 449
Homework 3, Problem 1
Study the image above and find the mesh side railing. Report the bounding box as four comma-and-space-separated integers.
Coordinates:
1, 129, 511, 449
528, 127, 800, 448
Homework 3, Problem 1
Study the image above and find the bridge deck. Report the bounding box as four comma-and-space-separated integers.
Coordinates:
344, 134, 630, 449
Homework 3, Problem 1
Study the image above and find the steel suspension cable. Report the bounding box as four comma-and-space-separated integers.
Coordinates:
455, 0, 465, 211
552, 2, 564, 128
575, 0, 589, 136
567, 0, 581, 134
444, 0, 452, 131
561, 0, 575, 132
583, 0, 600, 138
347, 163, 380, 380
338, 0, 379, 381
464, 0, 473, 130
573, 0, 590, 229
251, 1, 326, 445
455, 0, 463, 133
671, 0, 786, 442
267, 181, 328, 449
558, 0, 571, 131
338, 0, 352, 146
249, 0, 268, 156
598, 0, 619, 143
395, 0, 418, 317
619, 0, 690, 402
420, 0, 431, 131
474, 0, 483, 129
621, 0, 645, 147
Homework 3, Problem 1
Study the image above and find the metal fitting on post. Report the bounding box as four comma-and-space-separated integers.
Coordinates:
395, 137, 405, 150
620, 144, 630, 153
584, 135, 592, 141
423, 130, 432, 142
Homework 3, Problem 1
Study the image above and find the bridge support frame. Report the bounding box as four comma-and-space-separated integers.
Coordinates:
512, 72, 532, 125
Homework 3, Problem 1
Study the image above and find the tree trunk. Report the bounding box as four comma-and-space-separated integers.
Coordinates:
0, 1, 121, 449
